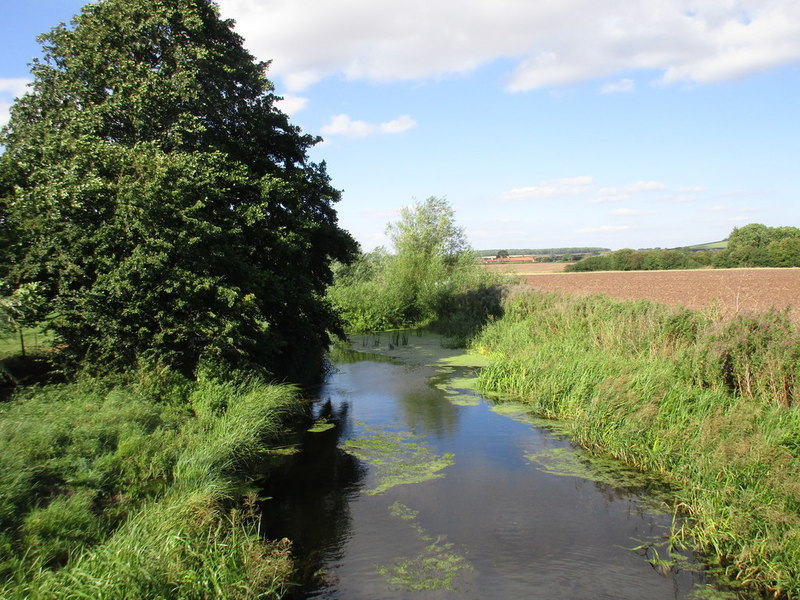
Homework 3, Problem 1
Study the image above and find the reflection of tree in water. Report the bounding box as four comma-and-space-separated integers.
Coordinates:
396, 372, 461, 438
258, 399, 366, 591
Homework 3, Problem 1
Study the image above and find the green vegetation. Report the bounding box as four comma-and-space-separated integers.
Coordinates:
473, 288, 800, 597
0, 372, 297, 599
0, 1, 358, 596
565, 224, 800, 272
377, 502, 473, 592
564, 247, 714, 272
713, 224, 800, 268
340, 424, 455, 495
327, 197, 503, 345
0, 0, 355, 382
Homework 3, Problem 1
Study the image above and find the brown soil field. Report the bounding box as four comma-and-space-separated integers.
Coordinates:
482, 262, 570, 275
486, 264, 800, 319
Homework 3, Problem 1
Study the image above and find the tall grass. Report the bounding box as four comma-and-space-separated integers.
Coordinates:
474, 288, 800, 598
0, 374, 297, 599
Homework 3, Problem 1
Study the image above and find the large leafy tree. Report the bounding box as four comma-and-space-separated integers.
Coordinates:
0, 0, 356, 379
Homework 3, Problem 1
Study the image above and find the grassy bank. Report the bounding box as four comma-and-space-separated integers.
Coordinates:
473, 288, 800, 598
0, 372, 298, 599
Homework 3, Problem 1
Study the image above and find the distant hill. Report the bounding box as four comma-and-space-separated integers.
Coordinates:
678, 240, 728, 252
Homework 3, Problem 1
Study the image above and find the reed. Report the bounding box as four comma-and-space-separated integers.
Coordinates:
474, 289, 800, 598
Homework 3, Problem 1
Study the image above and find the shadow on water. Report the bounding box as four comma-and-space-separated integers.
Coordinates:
259, 398, 366, 592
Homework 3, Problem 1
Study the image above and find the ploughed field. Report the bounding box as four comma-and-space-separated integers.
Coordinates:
484, 263, 800, 318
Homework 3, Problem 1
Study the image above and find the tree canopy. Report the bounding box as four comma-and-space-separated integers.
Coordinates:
0, 0, 356, 380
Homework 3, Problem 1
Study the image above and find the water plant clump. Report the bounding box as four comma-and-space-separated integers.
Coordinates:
473, 289, 800, 598
340, 425, 455, 495
376, 502, 473, 592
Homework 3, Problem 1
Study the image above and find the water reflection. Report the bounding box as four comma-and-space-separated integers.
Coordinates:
261, 342, 722, 599
260, 399, 365, 585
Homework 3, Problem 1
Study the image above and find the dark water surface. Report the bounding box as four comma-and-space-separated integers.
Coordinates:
262, 333, 719, 599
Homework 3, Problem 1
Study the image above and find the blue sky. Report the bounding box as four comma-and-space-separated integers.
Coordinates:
2, 1, 798, 251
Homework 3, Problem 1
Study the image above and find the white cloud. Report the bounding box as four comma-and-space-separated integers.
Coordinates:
0, 100, 12, 130
601, 78, 635, 94
577, 225, 632, 233
379, 115, 417, 134
274, 93, 308, 116
591, 180, 667, 202
218, 0, 800, 91
499, 176, 594, 200
610, 208, 647, 215
590, 193, 630, 204
0, 78, 31, 128
0, 78, 30, 98
320, 113, 417, 138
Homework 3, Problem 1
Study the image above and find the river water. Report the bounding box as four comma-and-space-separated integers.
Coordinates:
262, 332, 721, 599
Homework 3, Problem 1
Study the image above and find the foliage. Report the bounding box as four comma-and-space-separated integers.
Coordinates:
564, 225, 800, 272
473, 289, 800, 598
0, 372, 297, 598
565, 248, 704, 272
714, 224, 800, 268
327, 197, 502, 341
0, 0, 355, 380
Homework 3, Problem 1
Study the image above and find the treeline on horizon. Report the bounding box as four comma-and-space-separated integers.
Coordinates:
476, 247, 610, 258
565, 223, 800, 272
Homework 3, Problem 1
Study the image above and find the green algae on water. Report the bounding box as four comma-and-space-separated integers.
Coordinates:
340, 425, 455, 495
447, 394, 481, 407
307, 417, 335, 433
526, 446, 664, 492
377, 502, 473, 592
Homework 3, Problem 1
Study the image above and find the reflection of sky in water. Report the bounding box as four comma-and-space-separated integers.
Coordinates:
263, 344, 716, 600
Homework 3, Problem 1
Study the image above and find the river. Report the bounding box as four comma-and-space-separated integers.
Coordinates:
262, 331, 725, 599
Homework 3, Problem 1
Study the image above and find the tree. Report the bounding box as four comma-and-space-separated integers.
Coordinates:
728, 223, 771, 250
0, 0, 356, 380
385, 197, 473, 323
496, 250, 509, 260
387, 196, 469, 262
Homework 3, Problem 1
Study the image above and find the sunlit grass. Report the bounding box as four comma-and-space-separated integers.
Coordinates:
0, 374, 298, 599
474, 289, 800, 598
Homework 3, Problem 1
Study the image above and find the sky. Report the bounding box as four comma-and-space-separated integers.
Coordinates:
1, 1, 799, 252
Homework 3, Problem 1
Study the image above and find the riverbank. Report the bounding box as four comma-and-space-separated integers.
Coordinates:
0, 373, 297, 599
473, 287, 800, 598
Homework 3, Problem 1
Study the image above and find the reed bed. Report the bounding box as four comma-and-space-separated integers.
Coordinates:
474, 288, 800, 598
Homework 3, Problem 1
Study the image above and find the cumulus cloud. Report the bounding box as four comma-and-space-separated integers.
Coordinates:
274, 93, 308, 116
591, 180, 667, 202
610, 208, 647, 215
320, 113, 417, 138
499, 176, 595, 200
0, 78, 31, 128
218, 0, 800, 91
601, 78, 635, 94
